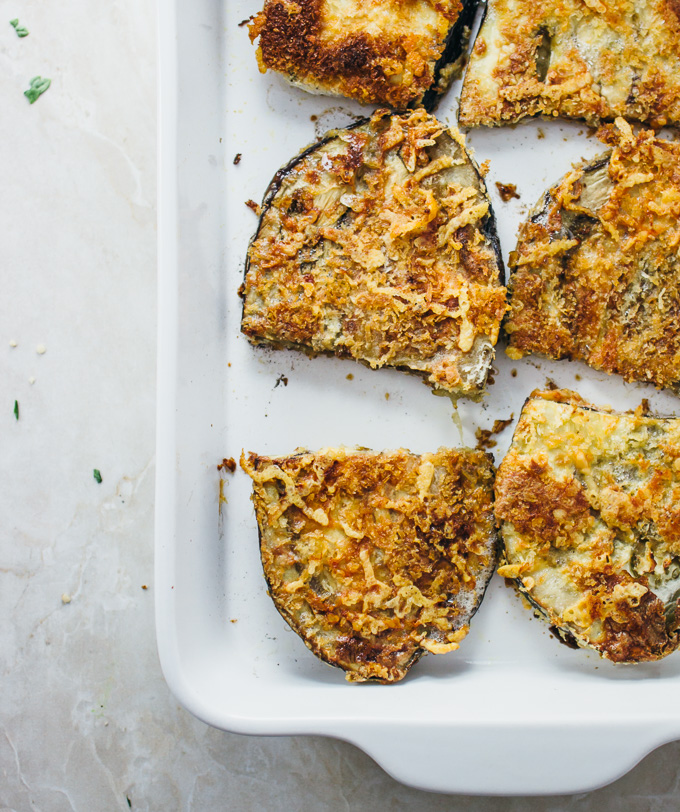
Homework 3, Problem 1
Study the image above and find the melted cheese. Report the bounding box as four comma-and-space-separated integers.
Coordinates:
242, 446, 498, 682
505, 122, 680, 394
250, 0, 466, 107
242, 110, 507, 399
495, 389, 680, 662
460, 0, 680, 127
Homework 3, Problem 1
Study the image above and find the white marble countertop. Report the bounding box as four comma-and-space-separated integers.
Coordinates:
2, 2, 680, 809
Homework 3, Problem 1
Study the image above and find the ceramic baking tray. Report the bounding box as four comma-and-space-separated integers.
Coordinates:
155, 0, 680, 794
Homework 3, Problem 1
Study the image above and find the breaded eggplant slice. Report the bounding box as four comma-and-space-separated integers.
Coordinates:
458, 0, 680, 128
495, 389, 680, 663
241, 110, 507, 400
241, 446, 498, 682
248, 0, 479, 110
504, 120, 680, 394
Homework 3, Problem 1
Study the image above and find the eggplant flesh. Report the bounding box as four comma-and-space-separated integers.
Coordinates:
504, 120, 680, 395
458, 0, 680, 127
241, 109, 507, 400
242, 446, 499, 682
495, 389, 680, 663
250, 0, 479, 110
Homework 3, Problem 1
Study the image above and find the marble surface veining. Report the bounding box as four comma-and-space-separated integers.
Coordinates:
2, 1, 680, 809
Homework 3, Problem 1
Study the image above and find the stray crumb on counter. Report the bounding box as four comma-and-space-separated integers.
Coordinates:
93, 469, 103, 483
233, 153, 242, 165
346, 373, 354, 380
511, 368, 517, 378
28, 377, 35, 385
141, 584, 148, 590
61, 593, 71, 604
36, 344, 47, 355
230, 618, 238, 623
9, 339, 17, 348
384, 392, 390, 400
218, 457, 237, 473
13, 400, 19, 420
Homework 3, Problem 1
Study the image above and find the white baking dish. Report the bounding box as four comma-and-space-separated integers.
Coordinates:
155, 0, 680, 794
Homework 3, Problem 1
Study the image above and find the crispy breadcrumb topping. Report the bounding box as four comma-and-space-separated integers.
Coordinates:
241, 110, 506, 398
504, 120, 680, 393
242, 446, 498, 682
496, 389, 680, 662
249, 0, 465, 108
459, 0, 680, 128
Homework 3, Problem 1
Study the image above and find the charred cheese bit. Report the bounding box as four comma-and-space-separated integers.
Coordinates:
459, 0, 680, 128
504, 123, 680, 394
241, 110, 507, 400
242, 446, 498, 683
249, 0, 477, 109
495, 388, 680, 663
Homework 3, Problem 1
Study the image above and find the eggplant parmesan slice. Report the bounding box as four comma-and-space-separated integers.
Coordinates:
241, 446, 499, 682
458, 0, 680, 128
495, 389, 680, 663
504, 120, 680, 394
241, 110, 507, 400
248, 0, 479, 110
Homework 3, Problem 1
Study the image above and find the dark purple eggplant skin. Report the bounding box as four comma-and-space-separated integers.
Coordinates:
422, 0, 481, 112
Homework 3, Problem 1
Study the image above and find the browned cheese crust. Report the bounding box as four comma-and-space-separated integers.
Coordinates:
241, 446, 498, 682
241, 110, 507, 399
495, 389, 680, 662
458, 0, 680, 128
249, 0, 465, 108
504, 120, 680, 393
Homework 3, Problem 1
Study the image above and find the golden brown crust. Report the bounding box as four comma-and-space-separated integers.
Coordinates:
495, 389, 680, 663
242, 446, 498, 682
249, 0, 465, 108
504, 121, 680, 393
241, 110, 507, 398
494, 458, 591, 545
459, 0, 680, 128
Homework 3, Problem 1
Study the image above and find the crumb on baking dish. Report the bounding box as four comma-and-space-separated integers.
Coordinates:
495, 182, 520, 201
218, 457, 237, 473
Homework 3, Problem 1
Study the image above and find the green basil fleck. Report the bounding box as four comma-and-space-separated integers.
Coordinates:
93, 469, 103, 483
13, 400, 19, 420
10, 19, 29, 37
24, 76, 50, 104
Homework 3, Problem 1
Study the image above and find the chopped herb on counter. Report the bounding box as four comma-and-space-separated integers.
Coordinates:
13, 400, 19, 420
93, 469, 103, 483
10, 18, 29, 37
24, 76, 50, 104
